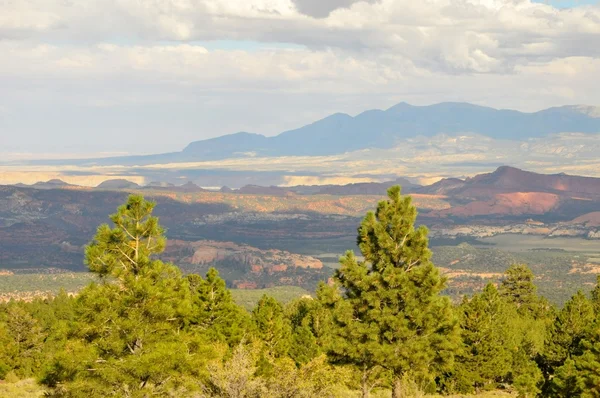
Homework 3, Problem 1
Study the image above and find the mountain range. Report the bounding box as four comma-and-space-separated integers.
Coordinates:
184, 102, 600, 158
29, 102, 600, 167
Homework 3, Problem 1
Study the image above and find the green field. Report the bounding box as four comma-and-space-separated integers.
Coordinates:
231, 286, 312, 310
0, 273, 96, 301
474, 234, 600, 252
432, 241, 600, 305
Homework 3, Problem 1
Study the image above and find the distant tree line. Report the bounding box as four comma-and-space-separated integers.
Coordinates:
1, 190, 600, 397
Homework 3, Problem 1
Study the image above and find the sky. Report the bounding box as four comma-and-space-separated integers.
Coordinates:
1, 0, 600, 157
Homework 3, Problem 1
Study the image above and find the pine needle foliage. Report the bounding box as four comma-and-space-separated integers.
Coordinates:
325, 186, 460, 398
85, 194, 165, 278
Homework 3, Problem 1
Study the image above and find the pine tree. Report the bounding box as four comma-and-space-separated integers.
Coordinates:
572, 330, 600, 397
251, 295, 292, 361
84, 194, 166, 279
498, 264, 548, 397
188, 268, 250, 346
285, 297, 324, 365
0, 320, 10, 379
325, 186, 460, 398
550, 358, 579, 397
499, 264, 539, 315
42, 195, 213, 396
541, 290, 594, 390
452, 283, 514, 393
1, 305, 45, 378
551, 321, 600, 397
591, 275, 600, 314
289, 325, 320, 366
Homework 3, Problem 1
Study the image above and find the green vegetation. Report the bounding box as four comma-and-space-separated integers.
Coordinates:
2, 190, 600, 397
0, 274, 309, 311
231, 286, 312, 311
0, 273, 95, 301
323, 186, 459, 397
432, 243, 600, 305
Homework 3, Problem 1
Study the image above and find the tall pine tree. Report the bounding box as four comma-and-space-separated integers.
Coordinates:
325, 186, 460, 398
188, 268, 250, 346
452, 283, 515, 393
42, 195, 213, 396
541, 290, 594, 391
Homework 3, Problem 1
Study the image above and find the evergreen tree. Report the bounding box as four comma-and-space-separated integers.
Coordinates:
499, 264, 539, 315
572, 329, 600, 397
42, 195, 213, 396
285, 297, 323, 365
511, 346, 544, 398
591, 275, 600, 314
0, 320, 10, 379
325, 186, 460, 398
452, 283, 514, 393
550, 358, 579, 397
251, 295, 292, 360
1, 304, 45, 378
499, 264, 548, 397
188, 268, 250, 346
84, 194, 166, 279
289, 325, 320, 366
541, 290, 594, 390
551, 321, 600, 397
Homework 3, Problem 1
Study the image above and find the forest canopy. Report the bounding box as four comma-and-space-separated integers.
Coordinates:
1, 190, 600, 397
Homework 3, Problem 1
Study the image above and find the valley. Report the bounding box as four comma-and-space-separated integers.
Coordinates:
2, 166, 600, 304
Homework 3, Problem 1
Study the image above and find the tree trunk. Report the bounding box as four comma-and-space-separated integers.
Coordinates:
361, 367, 370, 398
391, 376, 403, 398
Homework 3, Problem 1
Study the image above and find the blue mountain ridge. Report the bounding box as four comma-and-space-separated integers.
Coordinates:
182, 102, 600, 158
28, 102, 600, 166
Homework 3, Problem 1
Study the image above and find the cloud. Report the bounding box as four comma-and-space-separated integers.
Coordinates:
1, 0, 599, 154
2, 0, 599, 73
291, 0, 380, 18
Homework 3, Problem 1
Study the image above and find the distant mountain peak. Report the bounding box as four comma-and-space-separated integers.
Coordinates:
386, 101, 414, 112
96, 179, 140, 189
45, 179, 69, 185
20, 179, 76, 189
492, 165, 523, 174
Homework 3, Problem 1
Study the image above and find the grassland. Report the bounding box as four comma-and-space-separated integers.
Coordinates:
0, 272, 96, 301
231, 286, 312, 311
475, 234, 600, 252
0, 379, 45, 397
433, 237, 600, 304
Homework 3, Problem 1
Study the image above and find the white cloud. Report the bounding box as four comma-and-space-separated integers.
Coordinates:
0, 0, 599, 154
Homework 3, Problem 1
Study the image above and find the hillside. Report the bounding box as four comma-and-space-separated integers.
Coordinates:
421, 166, 600, 199
419, 166, 600, 220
